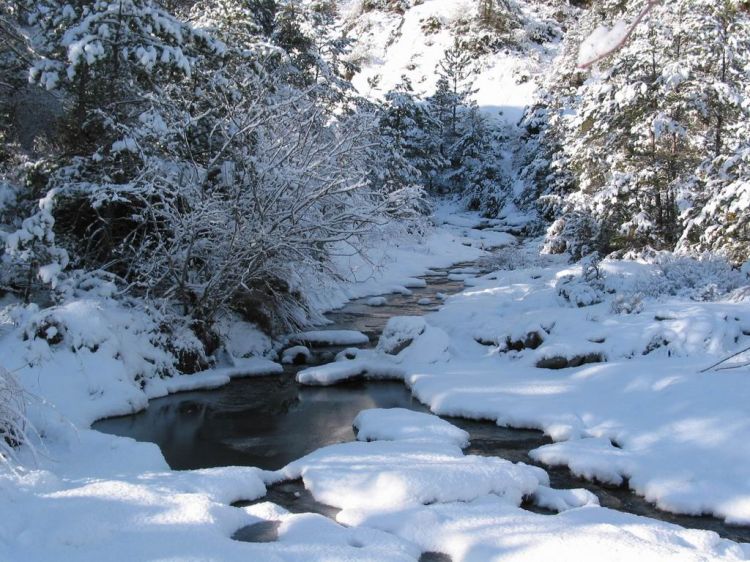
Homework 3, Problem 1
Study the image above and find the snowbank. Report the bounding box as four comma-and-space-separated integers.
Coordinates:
277, 409, 548, 526
378, 244, 750, 525
271, 407, 748, 561
353, 408, 470, 447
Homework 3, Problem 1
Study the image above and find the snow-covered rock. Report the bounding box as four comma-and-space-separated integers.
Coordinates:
377, 316, 426, 355
281, 346, 313, 365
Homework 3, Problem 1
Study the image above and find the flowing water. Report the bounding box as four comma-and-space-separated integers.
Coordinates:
94, 260, 750, 545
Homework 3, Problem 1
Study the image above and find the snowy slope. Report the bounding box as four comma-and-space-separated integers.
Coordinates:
339, 0, 560, 127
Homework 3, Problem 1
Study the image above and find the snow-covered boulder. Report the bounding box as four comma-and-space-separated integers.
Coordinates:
377, 316, 426, 355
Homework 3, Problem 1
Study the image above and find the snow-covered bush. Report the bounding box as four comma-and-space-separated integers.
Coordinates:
556, 274, 603, 307
637, 255, 746, 301
610, 292, 644, 315
0, 367, 29, 464
10, 0, 429, 333
556, 253, 605, 307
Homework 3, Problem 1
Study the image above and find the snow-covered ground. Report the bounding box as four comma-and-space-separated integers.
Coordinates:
2, 214, 750, 560
300, 239, 750, 529
0, 208, 486, 561
2, 1, 749, 556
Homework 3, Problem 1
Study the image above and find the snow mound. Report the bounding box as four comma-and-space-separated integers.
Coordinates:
280, 439, 547, 526
290, 330, 370, 346
353, 496, 749, 562
532, 485, 600, 513
530, 437, 636, 486
403, 278, 427, 289
377, 316, 426, 355
296, 355, 405, 386
353, 408, 469, 447
281, 346, 312, 365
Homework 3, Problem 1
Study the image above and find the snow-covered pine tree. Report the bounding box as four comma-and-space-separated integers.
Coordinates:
27, 0, 219, 135
679, 142, 750, 264
433, 37, 476, 141
192, 0, 276, 47
530, 0, 750, 259
377, 77, 444, 195
272, 0, 356, 95
675, 0, 750, 264
452, 106, 507, 217
427, 38, 479, 194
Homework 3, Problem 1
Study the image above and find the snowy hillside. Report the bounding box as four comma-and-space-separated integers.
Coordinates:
340, 0, 560, 127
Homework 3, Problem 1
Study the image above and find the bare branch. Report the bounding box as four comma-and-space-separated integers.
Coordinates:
577, 0, 662, 69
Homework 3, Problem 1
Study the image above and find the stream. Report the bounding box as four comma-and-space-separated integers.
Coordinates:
94, 257, 750, 545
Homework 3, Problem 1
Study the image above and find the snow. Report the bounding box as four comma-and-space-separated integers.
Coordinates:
297, 235, 750, 526
304, 211, 485, 312
296, 355, 405, 386
577, 20, 630, 67
532, 485, 600, 513
219, 319, 273, 359
351, 497, 749, 562
366, 296, 387, 307
281, 346, 312, 365
374, 243, 750, 525
0, 427, 270, 562
3, 213, 750, 560
271, 407, 748, 561
278, 425, 547, 527
343, 0, 548, 128
0, 207, 506, 562
290, 330, 370, 346
353, 408, 470, 447
377, 316, 427, 355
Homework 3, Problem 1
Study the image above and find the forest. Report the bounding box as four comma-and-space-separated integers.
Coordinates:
1, 1, 750, 561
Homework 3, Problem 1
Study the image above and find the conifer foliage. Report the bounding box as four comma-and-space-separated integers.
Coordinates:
523, 0, 750, 263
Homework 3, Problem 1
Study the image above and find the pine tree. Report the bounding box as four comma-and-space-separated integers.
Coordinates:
28, 0, 218, 115
192, 0, 276, 47
434, 38, 476, 139
451, 106, 506, 216
679, 142, 750, 264
529, 0, 750, 258
379, 77, 445, 193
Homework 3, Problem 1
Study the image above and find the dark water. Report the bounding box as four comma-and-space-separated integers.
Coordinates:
94, 263, 750, 545
95, 377, 430, 471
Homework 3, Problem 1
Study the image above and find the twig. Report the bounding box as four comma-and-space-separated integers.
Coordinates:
699, 345, 750, 373
577, 0, 663, 69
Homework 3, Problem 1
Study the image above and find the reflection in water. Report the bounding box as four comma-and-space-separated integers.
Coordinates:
95, 377, 429, 470
95, 270, 461, 470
